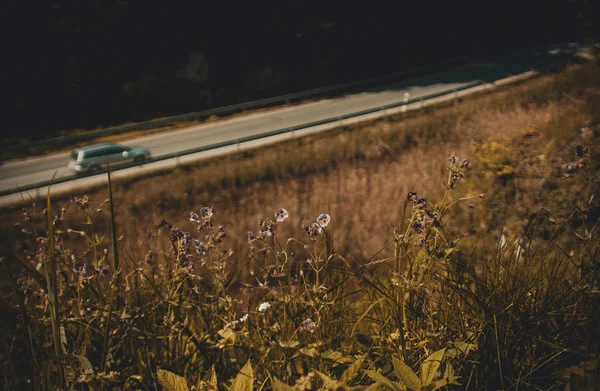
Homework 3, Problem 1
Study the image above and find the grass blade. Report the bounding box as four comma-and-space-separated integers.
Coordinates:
101, 163, 120, 372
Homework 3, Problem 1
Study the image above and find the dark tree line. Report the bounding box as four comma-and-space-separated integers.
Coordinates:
4, 0, 596, 140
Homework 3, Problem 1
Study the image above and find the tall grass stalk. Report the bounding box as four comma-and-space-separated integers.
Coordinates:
100, 164, 120, 373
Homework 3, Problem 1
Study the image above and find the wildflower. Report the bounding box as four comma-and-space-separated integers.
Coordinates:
258, 226, 273, 239
303, 221, 322, 240
170, 229, 185, 242
258, 302, 271, 312
74, 263, 87, 276
193, 239, 208, 255
239, 314, 249, 323
299, 318, 317, 334
199, 206, 213, 221
460, 157, 471, 168
415, 196, 427, 209
189, 211, 201, 223
412, 220, 425, 234
248, 231, 257, 244
407, 191, 419, 202
316, 213, 331, 228
274, 208, 289, 223
98, 264, 109, 275
448, 154, 460, 164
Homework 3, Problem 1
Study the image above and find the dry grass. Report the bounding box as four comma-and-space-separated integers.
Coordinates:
3, 64, 599, 266
1, 62, 599, 390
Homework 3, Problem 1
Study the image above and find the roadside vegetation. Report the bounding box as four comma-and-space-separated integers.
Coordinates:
1, 62, 599, 390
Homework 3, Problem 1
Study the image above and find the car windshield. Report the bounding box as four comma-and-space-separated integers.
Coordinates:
70, 150, 79, 161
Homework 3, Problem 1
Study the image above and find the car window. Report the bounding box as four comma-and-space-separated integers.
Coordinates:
107, 145, 124, 154
84, 147, 110, 159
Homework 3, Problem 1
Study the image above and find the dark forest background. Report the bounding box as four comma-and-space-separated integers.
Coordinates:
4, 0, 598, 139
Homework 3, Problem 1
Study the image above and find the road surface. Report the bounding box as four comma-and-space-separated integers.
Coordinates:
0, 44, 591, 196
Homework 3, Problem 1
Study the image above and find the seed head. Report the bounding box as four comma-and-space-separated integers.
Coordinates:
274, 208, 289, 223
316, 213, 331, 228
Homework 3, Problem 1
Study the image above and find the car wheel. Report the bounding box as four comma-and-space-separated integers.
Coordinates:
134, 156, 145, 163
88, 164, 100, 173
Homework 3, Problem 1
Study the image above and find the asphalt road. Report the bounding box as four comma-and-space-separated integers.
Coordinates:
0, 44, 591, 195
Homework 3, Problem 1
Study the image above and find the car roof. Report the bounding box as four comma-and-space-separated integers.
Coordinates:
74, 143, 118, 152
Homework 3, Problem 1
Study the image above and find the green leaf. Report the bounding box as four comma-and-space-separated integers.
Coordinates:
417, 376, 460, 391
392, 357, 421, 391
198, 365, 218, 391
365, 370, 406, 391
271, 377, 295, 391
340, 355, 365, 384
74, 355, 93, 372
157, 368, 190, 391
218, 327, 237, 343
420, 348, 446, 385
278, 340, 300, 348
230, 360, 253, 391
299, 346, 318, 357
366, 383, 397, 391
315, 371, 334, 388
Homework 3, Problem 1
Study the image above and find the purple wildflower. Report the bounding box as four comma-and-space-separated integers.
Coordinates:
448, 154, 460, 164
412, 220, 425, 234
98, 264, 109, 275
460, 158, 471, 168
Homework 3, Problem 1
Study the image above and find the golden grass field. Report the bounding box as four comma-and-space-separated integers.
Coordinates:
1, 62, 599, 390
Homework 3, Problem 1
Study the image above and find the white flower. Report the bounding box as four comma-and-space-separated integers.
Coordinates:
258, 302, 271, 312
239, 314, 249, 323
189, 211, 201, 223
316, 213, 331, 228
199, 206, 213, 220
274, 208, 289, 223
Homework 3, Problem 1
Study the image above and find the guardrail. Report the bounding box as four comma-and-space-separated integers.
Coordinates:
2, 54, 476, 153
0, 80, 485, 197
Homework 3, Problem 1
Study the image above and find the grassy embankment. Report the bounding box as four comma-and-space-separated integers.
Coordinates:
1, 62, 599, 390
